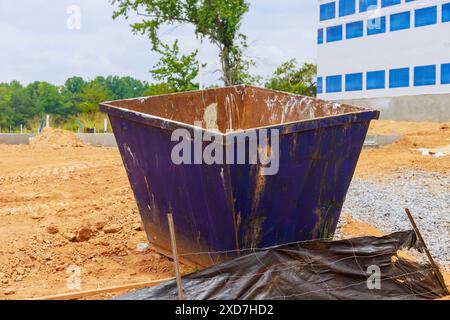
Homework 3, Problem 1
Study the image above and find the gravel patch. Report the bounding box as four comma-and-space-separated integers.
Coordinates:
341, 170, 450, 267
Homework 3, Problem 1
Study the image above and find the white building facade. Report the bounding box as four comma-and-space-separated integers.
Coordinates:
316, 0, 450, 120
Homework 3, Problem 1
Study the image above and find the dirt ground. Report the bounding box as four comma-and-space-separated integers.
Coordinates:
0, 121, 448, 299
357, 120, 450, 177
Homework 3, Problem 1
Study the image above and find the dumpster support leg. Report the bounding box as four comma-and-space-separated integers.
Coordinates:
167, 213, 184, 300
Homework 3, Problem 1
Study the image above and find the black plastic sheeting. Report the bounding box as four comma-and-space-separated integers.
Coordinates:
116, 231, 447, 300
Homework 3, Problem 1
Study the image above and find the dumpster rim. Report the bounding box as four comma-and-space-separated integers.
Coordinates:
99, 85, 379, 140
101, 102, 378, 138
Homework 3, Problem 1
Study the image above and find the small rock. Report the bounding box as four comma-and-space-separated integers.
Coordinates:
94, 220, 108, 230
4, 288, 15, 296
31, 213, 44, 220
76, 227, 92, 242
90, 239, 110, 247
63, 233, 76, 242
104, 224, 121, 234
136, 243, 150, 252
133, 223, 143, 231
46, 225, 59, 234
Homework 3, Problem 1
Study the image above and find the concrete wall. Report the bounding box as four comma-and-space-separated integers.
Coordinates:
339, 93, 450, 122
0, 134, 30, 145
76, 133, 117, 148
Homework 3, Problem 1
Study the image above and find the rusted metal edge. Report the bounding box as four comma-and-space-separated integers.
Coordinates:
100, 102, 379, 142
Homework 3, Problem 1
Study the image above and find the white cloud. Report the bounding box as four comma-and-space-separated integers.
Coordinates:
0, 0, 318, 85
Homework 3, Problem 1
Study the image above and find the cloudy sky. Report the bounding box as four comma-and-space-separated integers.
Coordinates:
0, 0, 318, 86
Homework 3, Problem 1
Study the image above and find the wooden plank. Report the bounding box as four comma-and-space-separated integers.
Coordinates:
29, 277, 175, 300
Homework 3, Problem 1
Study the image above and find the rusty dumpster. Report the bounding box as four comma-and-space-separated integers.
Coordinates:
100, 85, 380, 268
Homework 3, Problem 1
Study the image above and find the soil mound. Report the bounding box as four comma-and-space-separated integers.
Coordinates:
32, 128, 85, 148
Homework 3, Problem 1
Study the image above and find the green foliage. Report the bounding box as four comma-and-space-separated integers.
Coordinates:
0, 76, 155, 131
265, 59, 317, 97
151, 40, 200, 92
0, 58, 317, 132
76, 80, 111, 114
143, 83, 176, 96
111, 0, 252, 86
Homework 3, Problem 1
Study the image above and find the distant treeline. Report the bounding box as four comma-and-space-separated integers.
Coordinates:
0, 60, 317, 132
0, 76, 180, 132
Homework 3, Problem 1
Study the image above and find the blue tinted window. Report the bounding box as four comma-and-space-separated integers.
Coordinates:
367, 70, 385, 90
320, 2, 336, 21
317, 77, 323, 94
443, 3, 450, 23
339, 0, 355, 17
327, 25, 343, 42
441, 64, 450, 84
360, 0, 377, 12
381, 0, 400, 7
414, 65, 436, 86
346, 21, 364, 39
382, 0, 400, 8
345, 73, 363, 91
389, 68, 409, 88
326, 75, 342, 93
367, 16, 386, 35
390, 11, 410, 31
318, 29, 324, 44
415, 6, 437, 27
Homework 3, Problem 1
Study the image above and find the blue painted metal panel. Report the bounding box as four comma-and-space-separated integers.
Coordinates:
390, 11, 410, 32
327, 25, 343, 42
389, 68, 410, 88
346, 21, 364, 39
415, 6, 437, 27
320, 2, 336, 21
414, 65, 436, 86
360, 0, 377, 13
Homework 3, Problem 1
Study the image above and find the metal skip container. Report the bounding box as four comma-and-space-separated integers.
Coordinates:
100, 86, 379, 267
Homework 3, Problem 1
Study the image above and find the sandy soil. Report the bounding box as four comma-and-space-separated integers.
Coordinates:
357, 120, 450, 177
0, 129, 192, 299
0, 121, 448, 299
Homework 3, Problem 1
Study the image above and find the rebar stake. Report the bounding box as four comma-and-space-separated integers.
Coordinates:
405, 208, 449, 295
167, 213, 184, 300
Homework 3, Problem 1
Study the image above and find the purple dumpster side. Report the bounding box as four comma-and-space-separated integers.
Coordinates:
100, 85, 380, 268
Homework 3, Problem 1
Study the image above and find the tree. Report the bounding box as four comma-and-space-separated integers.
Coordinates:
65, 76, 86, 94
103, 76, 149, 99
111, 0, 252, 86
265, 59, 317, 97
76, 80, 112, 114
143, 83, 176, 96
0, 84, 14, 130
150, 40, 200, 92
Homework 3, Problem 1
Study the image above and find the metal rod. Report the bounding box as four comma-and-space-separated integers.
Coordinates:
167, 213, 184, 300
404, 208, 449, 295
